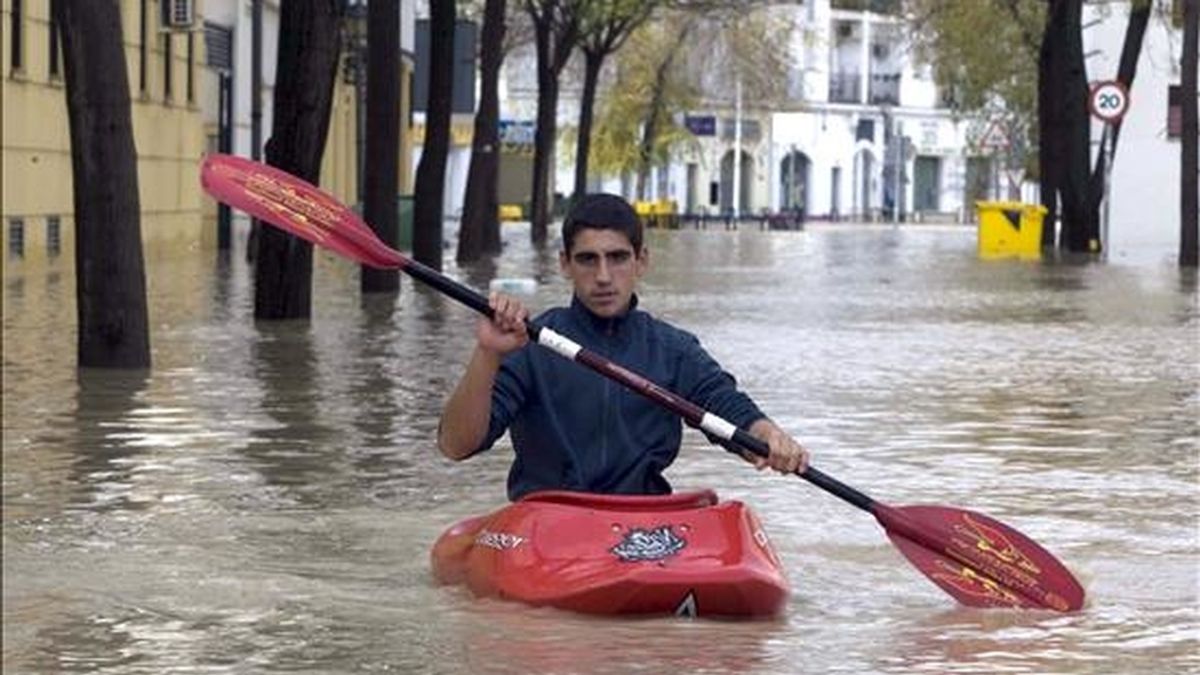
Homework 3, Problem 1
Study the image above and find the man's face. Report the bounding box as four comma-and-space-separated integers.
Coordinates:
560, 228, 648, 318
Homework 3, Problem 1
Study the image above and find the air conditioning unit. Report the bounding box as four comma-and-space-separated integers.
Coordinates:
161, 0, 196, 31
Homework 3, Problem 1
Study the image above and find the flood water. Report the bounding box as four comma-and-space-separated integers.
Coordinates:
3, 222, 1198, 674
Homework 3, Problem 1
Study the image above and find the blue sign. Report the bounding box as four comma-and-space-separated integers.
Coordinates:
499, 120, 536, 146
685, 115, 716, 136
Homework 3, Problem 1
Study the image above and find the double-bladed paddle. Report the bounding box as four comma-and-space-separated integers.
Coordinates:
201, 153, 1086, 612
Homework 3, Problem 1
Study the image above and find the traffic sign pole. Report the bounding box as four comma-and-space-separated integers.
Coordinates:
1089, 80, 1131, 254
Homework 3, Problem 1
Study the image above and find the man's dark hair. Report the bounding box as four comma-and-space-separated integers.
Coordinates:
561, 193, 643, 254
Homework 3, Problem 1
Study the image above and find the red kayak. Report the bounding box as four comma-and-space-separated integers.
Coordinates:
431, 489, 789, 618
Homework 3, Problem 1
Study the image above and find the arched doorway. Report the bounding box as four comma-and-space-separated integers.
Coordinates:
853, 148, 876, 219
719, 150, 754, 215
779, 150, 811, 215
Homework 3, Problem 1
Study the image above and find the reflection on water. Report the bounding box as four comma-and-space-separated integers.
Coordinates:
3, 224, 1198, 673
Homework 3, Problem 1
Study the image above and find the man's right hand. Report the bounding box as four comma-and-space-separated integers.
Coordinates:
477, 292, 530, 356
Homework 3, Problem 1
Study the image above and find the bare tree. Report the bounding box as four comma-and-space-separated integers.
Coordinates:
1182, 0, 1198, 267
636, 19, 693, 199
459, 0, 507, 263
255, 0, 342, 319
53, 0, 150, 368
1037, 0, 1093, 252
413, 0, 457, 271
363, 0, 402, 292
1085, 3, 1152, 225
573, 0, 659, 204
526, 0, 584, 244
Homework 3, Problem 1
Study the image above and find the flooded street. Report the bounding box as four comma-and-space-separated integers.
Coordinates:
3, 223, 1197, 673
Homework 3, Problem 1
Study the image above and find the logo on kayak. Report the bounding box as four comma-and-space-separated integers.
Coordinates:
475, 529, 526, 551
610, 525, 687, 562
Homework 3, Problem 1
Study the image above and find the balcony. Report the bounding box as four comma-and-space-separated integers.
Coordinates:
869, 73, 900, 105
829, 73, 862, 104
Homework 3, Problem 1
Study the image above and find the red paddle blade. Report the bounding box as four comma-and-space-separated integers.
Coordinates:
875, 504, 1085, 611
200, 153, 402, 268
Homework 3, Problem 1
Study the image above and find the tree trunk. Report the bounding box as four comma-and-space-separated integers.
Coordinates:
573, 50, 604, 203
54, 0, 150, 368
413, 0, 456, 271
362, 0, 401, 292
1037, 41, 1059, 248
254, 0, 341, 319
459, 0, 506, 263
636, 23, 690, 201
527, 0, 580, 246
1086, 3, 1151, 220
1038, 0, 1093, 252
1182, 0, 1198, 267
530, 24, 559, 245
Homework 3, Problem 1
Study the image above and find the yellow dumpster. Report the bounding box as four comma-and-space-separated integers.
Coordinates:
976, 201, 1045, 260
498, 204, 524, 222
634, 199, 679, 229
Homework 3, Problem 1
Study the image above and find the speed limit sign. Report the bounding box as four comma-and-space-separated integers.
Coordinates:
1089, 80, 1130, 124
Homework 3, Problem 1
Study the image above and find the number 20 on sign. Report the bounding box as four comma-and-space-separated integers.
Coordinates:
1089, 81, 1130, 124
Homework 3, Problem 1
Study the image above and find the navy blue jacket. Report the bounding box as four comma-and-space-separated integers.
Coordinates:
475, 295, 765, 501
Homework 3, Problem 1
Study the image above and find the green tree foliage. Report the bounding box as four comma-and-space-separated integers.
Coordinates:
581, 4, 794, 193
572, 0, 661, 201
584, 17, 698, 183
908, 0, 1041, 112
907, 0, 1042, 173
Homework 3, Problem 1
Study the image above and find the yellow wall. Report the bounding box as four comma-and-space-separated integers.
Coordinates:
2, 0, 205, 276
3, 1, 414, 279
320, 55, 416, 206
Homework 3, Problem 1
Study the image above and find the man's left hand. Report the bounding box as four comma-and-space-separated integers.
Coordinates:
744, 419, 810, 475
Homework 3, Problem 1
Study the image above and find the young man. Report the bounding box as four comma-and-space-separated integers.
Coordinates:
438, 193, 809, 500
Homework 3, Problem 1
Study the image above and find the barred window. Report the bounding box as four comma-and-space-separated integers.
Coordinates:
163, 33, 173, 101
9, 218, 25, 259
186, 32, 195, 101
139, 0, 148, 92
47, 216, 61, 257
10, 0, 23, 71
48, 4, 60, 78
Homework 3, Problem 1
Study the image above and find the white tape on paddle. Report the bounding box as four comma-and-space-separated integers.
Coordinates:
699, 413, 737, 440
537, 327, 582, 360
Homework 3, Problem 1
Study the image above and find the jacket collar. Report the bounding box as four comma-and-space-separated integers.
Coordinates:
569, 293, 639, 336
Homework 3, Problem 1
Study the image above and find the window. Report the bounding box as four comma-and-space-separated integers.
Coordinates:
204, 22, 233, 71
48, 3, 59, 78
10, 0, 22, 71
856, 119, 875, 143
8, 219, 25, 259
186, 31, 194, 101
139, 0, 147, 92
1168, 85, 1182, 140
46, 216, 61, 257
163, 33, 173, 101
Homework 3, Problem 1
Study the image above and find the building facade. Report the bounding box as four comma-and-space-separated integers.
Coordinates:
496, 0, 980, 224
2, 0, 206, 272
2, 0, 415, 278
672, 0, 976, 223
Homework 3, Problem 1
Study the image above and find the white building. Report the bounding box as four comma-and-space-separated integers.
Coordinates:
498, 0, 1195, 249
672, 0, 976, 223
1084, 0, 1190, 261
497, 0, 982, 223
199, 0, 279, 163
